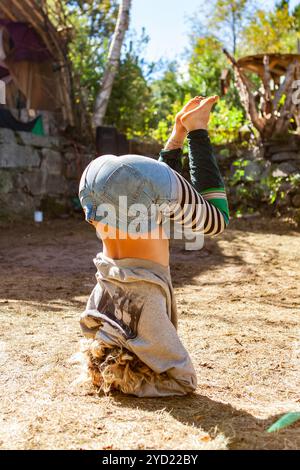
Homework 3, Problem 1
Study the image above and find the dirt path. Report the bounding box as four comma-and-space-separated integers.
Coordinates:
0, 216, 299, 450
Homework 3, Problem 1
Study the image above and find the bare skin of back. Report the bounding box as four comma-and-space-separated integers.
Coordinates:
94, 96, 218, 267
94, 222, 170, 266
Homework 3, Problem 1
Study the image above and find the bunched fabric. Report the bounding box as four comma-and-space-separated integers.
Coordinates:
79, 253, 197, 397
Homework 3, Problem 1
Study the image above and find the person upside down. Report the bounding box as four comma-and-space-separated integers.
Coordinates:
78, 96, 229, 397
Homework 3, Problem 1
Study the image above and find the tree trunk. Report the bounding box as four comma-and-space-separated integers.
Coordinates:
231, 8, 237, 57
93, 0, 132, 128
274, 60, 300, 136
223, 48, 265, 134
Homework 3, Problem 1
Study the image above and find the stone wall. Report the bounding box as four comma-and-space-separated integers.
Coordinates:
1, 127, 300, 221
263, 135, 300, 177
215, 134, 300, 214
0, 128, 165, 221
0, 128, 93, 220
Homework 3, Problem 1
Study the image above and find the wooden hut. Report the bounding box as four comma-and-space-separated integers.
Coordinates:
0, 0, 74, 130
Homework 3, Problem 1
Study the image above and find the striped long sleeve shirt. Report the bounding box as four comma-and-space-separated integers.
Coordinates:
158, 129, 229, 236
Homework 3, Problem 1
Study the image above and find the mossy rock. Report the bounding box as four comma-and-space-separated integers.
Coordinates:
0, 170, 13, 194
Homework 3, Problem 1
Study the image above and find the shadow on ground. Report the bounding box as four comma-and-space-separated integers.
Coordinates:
113, 393, 299, 450
0, 217, 245, 302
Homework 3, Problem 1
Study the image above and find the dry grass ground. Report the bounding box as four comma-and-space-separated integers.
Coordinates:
0, 216, 299, 450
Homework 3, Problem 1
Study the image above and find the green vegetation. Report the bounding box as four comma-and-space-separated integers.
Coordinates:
242, 2, 300, 54
209, 100, 246, 145
228, 155, 300, 217
58, 0, 299, 145
54, 1, 300, 222
46, 1, 300, 222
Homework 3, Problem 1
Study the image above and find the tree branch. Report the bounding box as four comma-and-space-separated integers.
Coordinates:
223, 48, 264, 133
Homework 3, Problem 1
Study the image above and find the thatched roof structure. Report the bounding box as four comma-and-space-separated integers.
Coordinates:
237, 53, 300, 81
224, 49, 300, 140
0, 0, 74, 125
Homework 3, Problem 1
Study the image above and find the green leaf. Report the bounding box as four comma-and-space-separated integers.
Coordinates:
267, 412, 300, 433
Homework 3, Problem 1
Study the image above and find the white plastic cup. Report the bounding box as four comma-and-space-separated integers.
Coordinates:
34, 210, 43, 223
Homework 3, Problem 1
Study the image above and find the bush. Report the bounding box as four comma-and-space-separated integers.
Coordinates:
208, 99, 246, 145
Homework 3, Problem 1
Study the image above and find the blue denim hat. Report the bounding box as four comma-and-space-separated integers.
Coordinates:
79, 155, 163, 234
